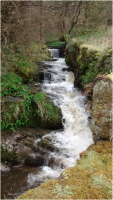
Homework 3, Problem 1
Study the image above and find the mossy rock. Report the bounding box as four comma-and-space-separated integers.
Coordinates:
38, 139, 59, 152
65, 41, 112, 89
1, 92, 63, 131
1, 97, 26, 131
17, 64, 37, 83
91, 76, 112, 140
1, 146, 18, 166
1, 127, 52, 166
31, 94, 63, 130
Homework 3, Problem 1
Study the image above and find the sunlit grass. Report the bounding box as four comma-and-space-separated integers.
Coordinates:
72, 27, 112, 52
52, 183, 73, 198
77, 150, 104, 170
17, 141, 112, 199
92, 175, 112, 196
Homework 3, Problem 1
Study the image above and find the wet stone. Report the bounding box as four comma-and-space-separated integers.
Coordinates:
0, 163, 10, 172
24, 154, 45, 167
38, 139, 59, 152
1, 128, 52, 166
32, 146, 49, 156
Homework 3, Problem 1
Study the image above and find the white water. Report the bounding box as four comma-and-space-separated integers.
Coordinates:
49, 49, 59, 58
27, 56, 94, 186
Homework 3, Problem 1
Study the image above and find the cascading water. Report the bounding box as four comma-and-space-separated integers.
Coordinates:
49, 49, 59, 59
27, 52, 94, 186
1, 50, 94, 199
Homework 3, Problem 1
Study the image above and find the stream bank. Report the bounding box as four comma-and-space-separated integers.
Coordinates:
1, 51, 94, 199
17, 48, 112, 199
1, 46, 112, 199
17, 140, 112, 199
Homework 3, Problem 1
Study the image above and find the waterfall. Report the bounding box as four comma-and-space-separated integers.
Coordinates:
49, 49, 59, 58
27, 57, 94, 186
1, 55, 94, 199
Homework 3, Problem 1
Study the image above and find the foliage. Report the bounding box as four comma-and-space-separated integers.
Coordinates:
76, 27, 112, 52
52, 183, 73, 198
1, 90, 60, 131
33, 93, 60, 123
1, 42, 53, 136
28, 78, 34, 83
47, 40, 66, 48
1, 73, 28, 97
1, 44, 37, 83
65, 39, 112, 89
1, 42, 52, 84
17, 60, 37, 82
44, 103, 60, 122
25, 43, 52, 62
1, 109, 28, 132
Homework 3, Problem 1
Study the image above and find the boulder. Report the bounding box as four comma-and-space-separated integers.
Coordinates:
38, 138, 59, 152
24, 153, 45, 166
91, 74, 112, 140
1, 128, 51, 166
1, 91, 63, 131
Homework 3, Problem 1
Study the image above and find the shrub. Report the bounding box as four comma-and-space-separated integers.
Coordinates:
1, 73, 28, 97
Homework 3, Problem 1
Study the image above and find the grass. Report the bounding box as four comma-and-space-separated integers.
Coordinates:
25, 43, 52, 62
92, 175, 112, 195
52, 184, 73, 198
1, 41, 60, 131
72, 27, 112, 52
65, 27, 112, 88
33, 93, 60, 123
1, 86, 61, 131
77, 150, 104, 170
1, 42, 52, 83
1, 44, 37, 83
17, 141, 112, 199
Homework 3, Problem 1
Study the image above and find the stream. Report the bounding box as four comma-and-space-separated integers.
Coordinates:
1, 49, 94, 199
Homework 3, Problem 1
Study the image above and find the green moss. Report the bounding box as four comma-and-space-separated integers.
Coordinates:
2, 43, 52, 84
1, 92, 62, 131
17, 62, 37, 83
65, 41, 112, 89
1, 146, 18, 165
1, 99, 27, 131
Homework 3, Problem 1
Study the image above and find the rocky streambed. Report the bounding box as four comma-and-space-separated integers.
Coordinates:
1, 48, 112, 199
1, 127, 62, 199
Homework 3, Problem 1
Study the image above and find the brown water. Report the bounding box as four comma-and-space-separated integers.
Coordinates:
1, 165, 42, 199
